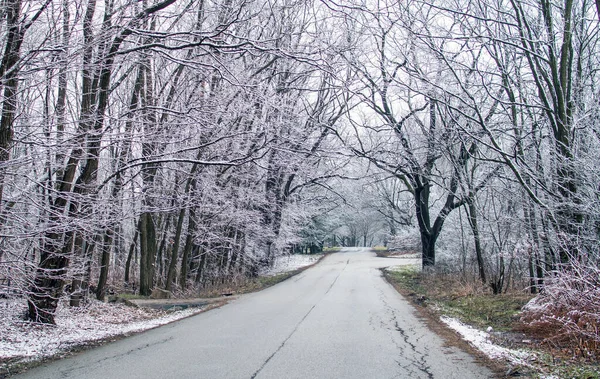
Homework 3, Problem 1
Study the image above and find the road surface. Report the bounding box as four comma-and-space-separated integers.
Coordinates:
15, 249, 494, 378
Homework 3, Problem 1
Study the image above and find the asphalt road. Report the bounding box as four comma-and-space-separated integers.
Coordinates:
15, 249, 494, 378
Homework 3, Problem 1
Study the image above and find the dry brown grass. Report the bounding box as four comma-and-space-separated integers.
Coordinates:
519, 290, 600, 359
516, 260, 600, 361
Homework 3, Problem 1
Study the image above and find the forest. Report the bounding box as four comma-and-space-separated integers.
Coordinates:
0, 0, 598, 354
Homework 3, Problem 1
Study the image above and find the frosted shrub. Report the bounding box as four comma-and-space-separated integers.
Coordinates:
520, 258, 600, 357
386, 228, 421, 254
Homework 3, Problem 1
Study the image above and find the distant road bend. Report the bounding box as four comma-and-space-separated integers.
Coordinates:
16, 248, 493, 379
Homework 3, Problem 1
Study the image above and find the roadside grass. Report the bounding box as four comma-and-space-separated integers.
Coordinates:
236, 271, 300, 295
384, 265, 532, 331
439, 293, 532, 332
193, 272, 299, 298
323, 246, 342, 253
240, 253, 327, 293
532, 353, 600, 379
555, 366, 600, 379
372, 246, 420, 258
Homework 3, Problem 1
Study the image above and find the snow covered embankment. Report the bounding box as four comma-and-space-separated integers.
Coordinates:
0, 300, 203, 366
440, 316, 537, 370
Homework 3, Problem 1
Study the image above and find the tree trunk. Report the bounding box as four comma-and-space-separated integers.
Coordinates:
139, 212, 157, 296
26, 236, 72, 324
0, 0, 25, 212
70, 237, 95, 307
420, 232, 436, 267
124, 227, 139, 284
490, 256, 505, 295
466, 199, 486, 284
96, 230, 112, 300
194, 250, 207, 284
166, 170, 199, 291
179, 208, 196, 290
415, 184, 435, 267
166, 207, 185, 291
156, 213, 173, 286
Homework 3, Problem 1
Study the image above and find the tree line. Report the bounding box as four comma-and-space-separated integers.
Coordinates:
329, 0, 599, 297
0, 0, 346, 323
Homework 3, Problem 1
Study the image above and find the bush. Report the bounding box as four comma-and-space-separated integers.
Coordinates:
520, 260, 600, 358
387, 228, 421, 253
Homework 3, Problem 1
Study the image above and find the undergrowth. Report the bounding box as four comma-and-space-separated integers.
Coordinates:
384, 266, 531, 331
519, 271, 600, 360
193, 271, 298, 298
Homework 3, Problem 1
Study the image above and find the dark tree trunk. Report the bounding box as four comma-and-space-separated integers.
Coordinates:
194, 250, 207, 284
490, 256, 505, 295
0, 0, 25, 211
70, 237, 95, 307
156, 213, 173, 286
180, 209, 196, 290
139, 212, 157, 296
466, 199, 486, 284
420, 232, 436, 267
26, 236, 72, 324
96, 230, 112, 300
524, 199, 543, 293
415, 184, 435, 267
166, 170, 199, 291
166, 208, 185, 291
124, 227, 139, 284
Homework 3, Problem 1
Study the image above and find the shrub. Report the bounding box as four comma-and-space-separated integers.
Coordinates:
520, 260, 600, 358
387, 228, 421, 253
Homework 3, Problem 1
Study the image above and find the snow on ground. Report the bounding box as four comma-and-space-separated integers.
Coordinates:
441, 316, 568, 378
260, 254, 323, 276
440, 316, 535, 367
0, 299, 204, 368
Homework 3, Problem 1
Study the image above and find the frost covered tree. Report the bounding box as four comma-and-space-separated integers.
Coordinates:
330, 1, 495, 268
0, 0, 349, 323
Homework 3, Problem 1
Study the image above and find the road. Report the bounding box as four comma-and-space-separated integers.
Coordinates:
15, 249, 494, 378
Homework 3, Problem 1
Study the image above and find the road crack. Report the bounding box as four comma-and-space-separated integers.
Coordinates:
379, 288, 434, 379
57, 337, 174, 378
249, 303, 316, 379
250, 260, 349, 379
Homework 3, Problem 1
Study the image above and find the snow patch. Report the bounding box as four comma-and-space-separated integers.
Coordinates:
260, 254, 322, 275
440, 316, 534, 366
